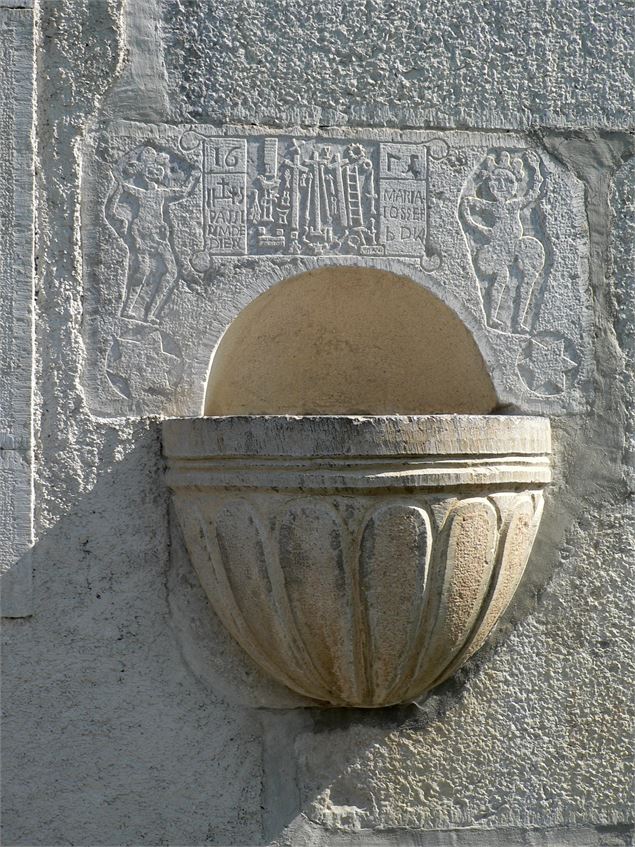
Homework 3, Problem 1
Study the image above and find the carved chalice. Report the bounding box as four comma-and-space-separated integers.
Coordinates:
163, 415, 550, 708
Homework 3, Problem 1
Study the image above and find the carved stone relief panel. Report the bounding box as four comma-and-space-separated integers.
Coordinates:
80, 123, 592, 417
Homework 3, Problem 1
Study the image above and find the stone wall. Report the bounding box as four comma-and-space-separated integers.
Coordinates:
2, 1, 633, 845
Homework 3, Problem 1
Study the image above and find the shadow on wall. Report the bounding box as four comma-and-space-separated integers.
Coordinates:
2, 267, 588, 846
1, 431, 265, 846
0, 428, 474, 846
2, 417, 587, 846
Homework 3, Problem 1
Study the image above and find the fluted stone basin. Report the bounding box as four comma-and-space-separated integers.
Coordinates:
162, 415, 551, 708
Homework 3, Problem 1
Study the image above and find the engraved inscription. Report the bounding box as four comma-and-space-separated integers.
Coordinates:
180, 134, 247, 269
203, 138, 246, 257
379, 140, 447, 269
460, 150, 546, 333
179, 133, 446, 266
81, 124, 591, 418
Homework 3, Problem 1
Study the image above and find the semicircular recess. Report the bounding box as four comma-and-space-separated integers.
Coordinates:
277, 499, 357, 705
204, 266, 497, 415
212, 499, 328, 701
405, 498, 499, 699
358, 503, 432, 706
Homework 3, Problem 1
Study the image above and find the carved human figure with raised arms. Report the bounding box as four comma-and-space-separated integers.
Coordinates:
105, 144, 200, 323
460, 150, 545, 332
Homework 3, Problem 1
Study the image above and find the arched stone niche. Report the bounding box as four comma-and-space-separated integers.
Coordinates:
204, 266, 498, 416
163, 265, 552, 710
81, 125, 591, 419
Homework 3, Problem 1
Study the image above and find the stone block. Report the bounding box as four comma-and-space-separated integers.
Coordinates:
0, 5, 34, 617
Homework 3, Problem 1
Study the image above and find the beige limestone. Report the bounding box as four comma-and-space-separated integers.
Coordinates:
203, 268, 497, 416
163, 414, 551, 708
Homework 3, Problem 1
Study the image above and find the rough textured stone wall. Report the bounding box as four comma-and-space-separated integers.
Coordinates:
2, 1, 633, 845
161, 0, 634, 130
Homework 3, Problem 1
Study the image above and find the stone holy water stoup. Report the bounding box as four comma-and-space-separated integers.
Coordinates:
78, 123, 571, 707
162, 414, 551, 708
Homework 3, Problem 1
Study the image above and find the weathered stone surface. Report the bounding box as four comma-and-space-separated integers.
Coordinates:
164, 415, 550, 707
609, 154, 635, 491
277, 506, 634, 837
81, 125, 592, 416
1, 0, 633, 844
2, 3, 265, 844
0, 5, 34, 616
0, 447, 32, 616
160, 0, 634, 132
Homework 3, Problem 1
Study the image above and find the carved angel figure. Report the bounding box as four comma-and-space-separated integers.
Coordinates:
460, 150, 545, 332
105, 145, 200, 323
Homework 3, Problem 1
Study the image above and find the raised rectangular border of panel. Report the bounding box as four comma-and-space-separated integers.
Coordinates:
0, 2, 34, 617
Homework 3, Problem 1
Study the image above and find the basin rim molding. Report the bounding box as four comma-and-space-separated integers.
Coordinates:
163, 414, 552, 708
162, 414, 551, 458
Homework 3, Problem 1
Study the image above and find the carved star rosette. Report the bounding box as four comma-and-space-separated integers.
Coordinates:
163, 415, 551, 707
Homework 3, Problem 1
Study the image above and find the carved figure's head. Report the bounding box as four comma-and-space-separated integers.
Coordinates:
116, 144, 190, 190
345, 143, 368, 164
488, 167, 518, 200
145, 150, 170, 185
481, 151, 525, 201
